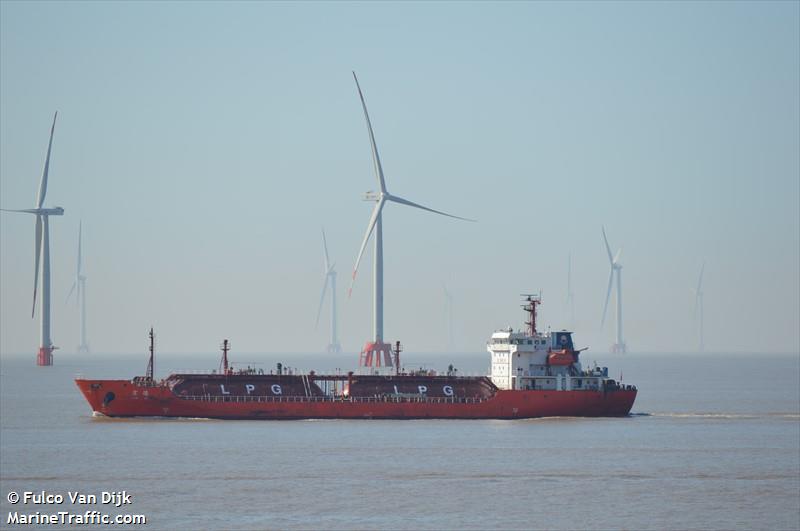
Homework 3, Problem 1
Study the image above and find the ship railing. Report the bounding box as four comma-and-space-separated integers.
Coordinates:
177, 394, 489, 405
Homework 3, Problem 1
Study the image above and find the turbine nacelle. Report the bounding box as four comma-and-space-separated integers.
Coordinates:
602, 226, 622, 267
363, 191, 381, 202
612, 248, 623, 267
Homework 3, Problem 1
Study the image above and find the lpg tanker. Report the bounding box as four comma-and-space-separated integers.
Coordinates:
75, 295, 636, 419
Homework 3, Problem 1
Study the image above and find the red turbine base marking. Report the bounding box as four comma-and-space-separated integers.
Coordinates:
37, 346, 53, 366
360, 341, 393, 367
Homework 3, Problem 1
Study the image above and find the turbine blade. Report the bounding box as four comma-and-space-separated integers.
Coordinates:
321, 228, 331, 273
613, 248, 623, 264
601, 269, 613, 327
386, 194, 476, 222
696, 262, 705, 294
0, 208, 39, 214
32, 215, 42, 318
602, 226, 614, 264
352, 72, 387, 194
36, 111, 57, 209
66, 281, 77, 304
315, 274, 330, 328
349, 198, 385, 296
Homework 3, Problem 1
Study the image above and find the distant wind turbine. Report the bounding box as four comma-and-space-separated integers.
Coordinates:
315, 229, 341, 353
0, 112, 64, 366
601, 227, 626, 353
349, 72, 474, 367
567, 253, 575, 329
693, 263, 705, 352
443, 284, 454, 352
66, 222, 89, 353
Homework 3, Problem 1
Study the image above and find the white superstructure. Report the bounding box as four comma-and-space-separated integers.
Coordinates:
488, 295, 610, 392
487, 328, 586, 389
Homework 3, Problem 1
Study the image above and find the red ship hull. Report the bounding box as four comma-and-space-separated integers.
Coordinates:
75, 379, 636, 420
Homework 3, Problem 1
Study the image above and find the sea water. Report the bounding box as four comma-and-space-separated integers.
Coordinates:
1, 352, 798, 530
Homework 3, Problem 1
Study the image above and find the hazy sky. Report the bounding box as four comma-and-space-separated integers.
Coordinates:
1, 1, 798, 357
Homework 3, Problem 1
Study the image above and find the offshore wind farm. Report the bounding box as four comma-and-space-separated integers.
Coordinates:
0, 5, 796, 360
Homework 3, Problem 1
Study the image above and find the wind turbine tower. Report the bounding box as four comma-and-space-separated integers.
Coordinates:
694, 263, 705, 352
0, 112, 64, 366
67, 222, 89, 353
315, 229, 341, 353
349, 72, 473, 368
567, 253, 575, 329
601, 227, 626, 353
443, 284, 454, 352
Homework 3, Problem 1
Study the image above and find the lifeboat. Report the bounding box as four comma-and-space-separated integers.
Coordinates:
547, 349, 575, 366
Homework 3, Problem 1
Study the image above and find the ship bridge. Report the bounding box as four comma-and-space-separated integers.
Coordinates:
488, 328, 583, 390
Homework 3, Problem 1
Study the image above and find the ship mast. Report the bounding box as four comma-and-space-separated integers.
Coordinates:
521, 293, 542, 336
393, 341, 402, 376
146, 327, 155, 381
220, 339, 230, 374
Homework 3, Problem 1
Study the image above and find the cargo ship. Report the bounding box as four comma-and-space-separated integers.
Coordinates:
75, 295, 636, 419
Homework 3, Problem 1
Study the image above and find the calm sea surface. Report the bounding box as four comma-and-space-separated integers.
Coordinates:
1, 352, 798, 530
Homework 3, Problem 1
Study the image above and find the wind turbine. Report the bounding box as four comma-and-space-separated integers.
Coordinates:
693, 263, 705, 352
443, 284, 454, 352
67, 221, 89, 353
349, 72, 474, 368
601, 227, 626, 353
315, 229, 341, 353
567, 253, 575, 329
0, 112, 64, 365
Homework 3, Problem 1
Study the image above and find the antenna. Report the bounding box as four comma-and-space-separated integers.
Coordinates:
146, 327, 155, 381
521, 293, 542, 336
